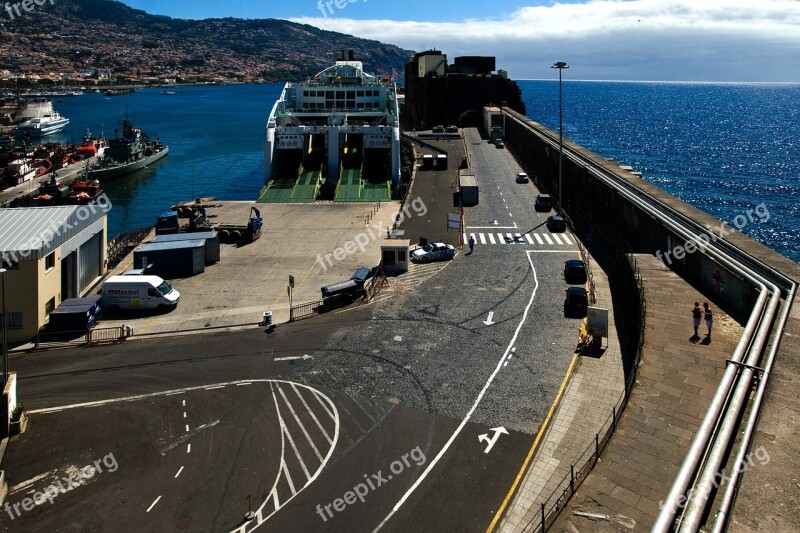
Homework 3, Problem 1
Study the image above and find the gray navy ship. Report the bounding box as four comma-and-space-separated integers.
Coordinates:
89, 114, 168, 181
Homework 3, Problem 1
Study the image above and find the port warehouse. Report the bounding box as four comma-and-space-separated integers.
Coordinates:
0, 205, 107, 343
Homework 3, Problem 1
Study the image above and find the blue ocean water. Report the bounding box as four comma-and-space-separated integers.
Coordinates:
46, 81, 799, 263
517, 80, 800, 262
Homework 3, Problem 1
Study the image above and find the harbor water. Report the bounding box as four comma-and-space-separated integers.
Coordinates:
46, 81, 799, 262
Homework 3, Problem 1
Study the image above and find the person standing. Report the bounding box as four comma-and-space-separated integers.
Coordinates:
468, 236, 475, 254
691, 302, 703, 338
703, 303, 714, 337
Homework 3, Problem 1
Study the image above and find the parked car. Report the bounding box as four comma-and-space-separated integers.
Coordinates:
445, 125, 458, 133
411, 242, 456, 262
547, 215, 566, 232
564, 259, 588, 284
534, 193, 552, 212
495, 140, 505, 148
515, 172, 529, 183
564, 287, 588, 317
432, 125, 445, 133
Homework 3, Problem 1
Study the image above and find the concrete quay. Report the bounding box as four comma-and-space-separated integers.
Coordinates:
0, 156, 97, 208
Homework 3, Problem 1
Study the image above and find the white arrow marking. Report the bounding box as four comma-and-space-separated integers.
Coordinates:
274, 354, 314, 362
478, 427, 509, 454
483, 311, 495, 326
493, 220, 499, 225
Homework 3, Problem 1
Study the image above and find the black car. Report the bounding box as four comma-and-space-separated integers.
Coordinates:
564, 287, 588, 317
547, 215, 566, 232
534, 194, 552, 212
564, 259, 587, 284
445, 125, 458, 133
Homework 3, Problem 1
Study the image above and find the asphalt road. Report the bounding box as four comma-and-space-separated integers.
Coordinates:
2, 128, 584, 532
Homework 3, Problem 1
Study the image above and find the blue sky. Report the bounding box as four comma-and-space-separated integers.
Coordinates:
119, 1, 800, 82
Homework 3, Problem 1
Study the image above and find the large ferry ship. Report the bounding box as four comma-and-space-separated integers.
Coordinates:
262, 50, 401, 202
12, 110, 70, 137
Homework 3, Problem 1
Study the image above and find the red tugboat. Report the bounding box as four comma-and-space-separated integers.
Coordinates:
65, 179, 104, 205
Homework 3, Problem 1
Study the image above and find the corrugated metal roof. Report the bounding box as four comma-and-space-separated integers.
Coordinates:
151, 231, 217, 242
137, 240, 205, 252
0, 205, 107, 261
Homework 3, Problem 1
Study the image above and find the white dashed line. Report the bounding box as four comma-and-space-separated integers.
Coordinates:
205, 385, 225, 390
167, 391, 184, 396
236, 382, 252, 386
183, 412, 187, 418
175, 466, 184, 479
146, 496, 161, 513
185, 424, 190, 432
187, 444, 191, 454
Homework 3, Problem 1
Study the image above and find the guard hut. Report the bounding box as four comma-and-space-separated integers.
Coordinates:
381, 239, 410, 274
0, 205, 108, 343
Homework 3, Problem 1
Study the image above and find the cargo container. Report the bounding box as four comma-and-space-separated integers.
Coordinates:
150, 231, 220, 265
47, 296, 103, 332
134, 240, 205, 279
459, 170, 479, 206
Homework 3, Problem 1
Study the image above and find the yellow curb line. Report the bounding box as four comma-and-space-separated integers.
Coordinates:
486, 352, 580, 533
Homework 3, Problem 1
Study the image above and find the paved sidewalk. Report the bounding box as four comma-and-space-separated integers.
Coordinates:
498, 253, 626, 532
550, 254, 743, 532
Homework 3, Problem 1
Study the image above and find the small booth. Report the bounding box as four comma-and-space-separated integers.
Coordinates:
381, 239, 410, 274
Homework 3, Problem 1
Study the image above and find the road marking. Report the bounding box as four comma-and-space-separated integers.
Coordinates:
146, 496, 161, 513
528, 250, 581, 253
183, 412, 187, 418
487, 233, 496, 244
182, 400, 186, 406
543, 234, 554, 245
185, 424, 189, 432
552, 234, 563, 245
274, 355, 313, 362
272, 387, 312, 480
562, 234, 573, 245
187, 444, 191, 454
534, 233, 544, 245
524, 233, 535, 245
478, 233, 486, 244
175, 466, 184, 479
160, 421, 219, 455
479, 427, 509, 454
277, 385, 324, 463
205, 385, 225, 390
483, 311, 496, 326
496, 233, 505, 243
291, 383, 332, 445
486, 353, 580, 532
237, 382, 252, 386
166, 391, 184, 396
375, 251, 541, 531
10, 469, 58, 494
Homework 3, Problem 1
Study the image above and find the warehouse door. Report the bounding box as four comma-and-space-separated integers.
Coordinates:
61, 251, 77, 299
78, 232, 103, 293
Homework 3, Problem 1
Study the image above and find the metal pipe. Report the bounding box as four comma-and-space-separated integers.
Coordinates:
710, 282, 796, 533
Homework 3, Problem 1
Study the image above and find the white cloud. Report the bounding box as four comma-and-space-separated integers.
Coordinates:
291, 0, 800, 81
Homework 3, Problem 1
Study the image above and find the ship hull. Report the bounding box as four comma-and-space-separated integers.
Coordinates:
89, 147, 169, 181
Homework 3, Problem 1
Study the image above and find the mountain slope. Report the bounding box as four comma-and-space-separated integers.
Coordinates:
0, 0, 411, 82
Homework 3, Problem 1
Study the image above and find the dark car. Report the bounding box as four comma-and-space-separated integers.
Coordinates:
564, 259, 587, 284
515, 172, 529, 183
445, 125, 458, 133
534, 194, 552, 212
547, 215, 566, 232
495, 140, 505, 149
432, 125, 445, 133
565, 287, 588, 317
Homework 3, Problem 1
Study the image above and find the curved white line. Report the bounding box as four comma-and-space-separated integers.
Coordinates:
373, 251, 540, 531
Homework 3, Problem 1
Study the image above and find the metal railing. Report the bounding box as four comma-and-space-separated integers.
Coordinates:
107, 225, 153, 266
289, 299, 326, 322
523, 253, 646, 532
34, 325, 134, 348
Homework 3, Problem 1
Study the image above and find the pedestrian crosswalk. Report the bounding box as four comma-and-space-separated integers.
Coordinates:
464, 231, 575, 246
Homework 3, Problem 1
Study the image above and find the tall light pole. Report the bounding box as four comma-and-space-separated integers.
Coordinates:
551, 61, 568, 208
0, 267, 6, 387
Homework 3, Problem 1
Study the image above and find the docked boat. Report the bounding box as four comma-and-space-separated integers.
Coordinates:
88, 115, 168, 181
3, 158, 36, 186
263, 49, 401, 203
64, 179, 104, 205
73, 129, 107, 160
12, 110, 70, 137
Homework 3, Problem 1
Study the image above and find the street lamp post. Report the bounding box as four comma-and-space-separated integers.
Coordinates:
0, 267, 6, 388
551, 61, 569, 208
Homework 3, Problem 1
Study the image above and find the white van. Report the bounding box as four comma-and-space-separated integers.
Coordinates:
102, 275, 181, 311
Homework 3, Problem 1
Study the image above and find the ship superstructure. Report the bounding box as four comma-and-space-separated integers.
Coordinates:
262, 50, 401, 202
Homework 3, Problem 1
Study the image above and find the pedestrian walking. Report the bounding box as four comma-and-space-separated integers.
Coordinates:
691, 302, 703, 338
703, 303, 714, 337
468, 236, 475, 254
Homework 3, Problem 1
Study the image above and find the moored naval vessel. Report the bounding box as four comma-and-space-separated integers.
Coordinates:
88, 114, 168, 181
262, 50, 401, 202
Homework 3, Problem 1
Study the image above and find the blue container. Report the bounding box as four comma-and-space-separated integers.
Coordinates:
48, 297, 102, 332
134, 240, 205, 279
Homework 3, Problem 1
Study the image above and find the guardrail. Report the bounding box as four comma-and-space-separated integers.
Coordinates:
34, 325, 133, 348
107, 225, 153, 266
289, 300, 326, 322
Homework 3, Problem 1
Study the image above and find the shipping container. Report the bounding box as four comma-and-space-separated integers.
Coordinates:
150, 231, 220, 264
134, 240, 205, 279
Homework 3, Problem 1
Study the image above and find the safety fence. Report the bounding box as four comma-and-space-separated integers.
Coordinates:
107, 225, 153, 267
34, 325, 134, 348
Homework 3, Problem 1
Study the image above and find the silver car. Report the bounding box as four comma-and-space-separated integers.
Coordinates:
411, 242, 456, 262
